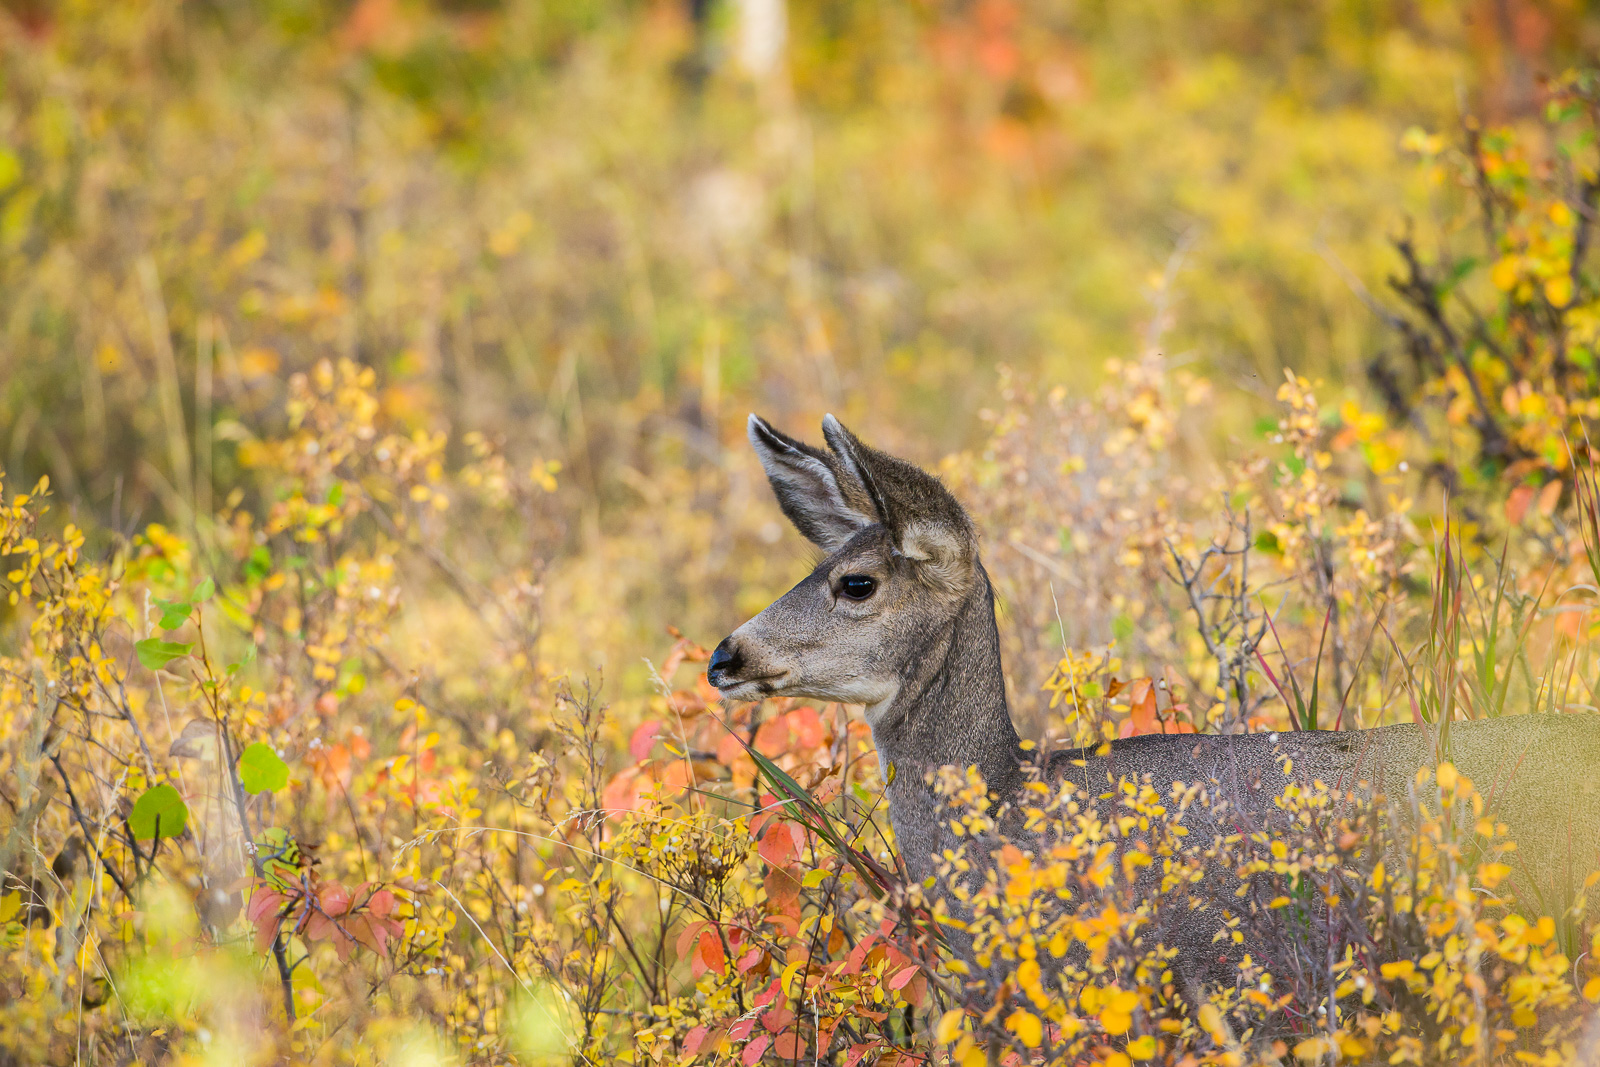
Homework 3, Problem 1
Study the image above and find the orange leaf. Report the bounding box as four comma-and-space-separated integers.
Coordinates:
1128, 678, 1159, 734
764, 866, 801, 917
771, 1032, 807, 1060
784, 706, 826, 750
693, 930, 725, 978
758, 821, 798, 868
1539, 479, 1564, 517
337, 0, 397, 52
1507, 484, 1535, 525
754, 717, 789, 756
601, 765, 649, 818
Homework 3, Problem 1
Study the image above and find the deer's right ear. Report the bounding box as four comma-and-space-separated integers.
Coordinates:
748, 415, 875, 551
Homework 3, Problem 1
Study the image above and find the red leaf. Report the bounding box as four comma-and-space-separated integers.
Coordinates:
331, 925, 355, 961
366, 889, 397, 918
845, 1042, 879, 1067
246, 887, 288, 925
741, 1035, 771, 1065
844, 930, 880, 974
761, 1004, 795, 1033
304, 911, 335, 942
346, 913, 386, 955
676, 920, 710, 958
887, 965, 918, 990
320, 882, 353, 918
736, 947, 765, 973
1507, 484, 1535, 525
253, 918, 278, 955
629, 720, 661, 762
683, 1026, 708, 1056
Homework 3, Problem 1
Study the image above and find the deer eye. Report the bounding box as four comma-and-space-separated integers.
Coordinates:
839, 575, 877, 601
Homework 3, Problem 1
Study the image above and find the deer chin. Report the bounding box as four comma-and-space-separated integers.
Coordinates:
802, 677, 900, 719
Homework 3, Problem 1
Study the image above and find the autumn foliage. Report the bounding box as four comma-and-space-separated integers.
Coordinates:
8, 2, 1600, 1065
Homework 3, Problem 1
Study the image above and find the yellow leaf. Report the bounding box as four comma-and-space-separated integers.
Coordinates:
1478, 862, 1511, 889
1007, 1009, 1043, 1048
1583, 976, 1600, 1003
1380, 960, 1414, 980
1103, 1054, 1131, 1067
1293, 1036, 1331, 1061
1127, 1034, 1157, 1059
936, 1008, 966, 1044
1546, 273, 1574, 307
1491, 256, 1520, 291
1436, 763, 1457, 792
1198, 1003, 1228, 1042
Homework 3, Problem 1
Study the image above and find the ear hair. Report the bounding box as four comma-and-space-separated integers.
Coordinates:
821, 414, 897, 538
747, 414, 875, 551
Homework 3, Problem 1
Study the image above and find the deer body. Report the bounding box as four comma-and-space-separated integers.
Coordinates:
708, 415, 1600, 987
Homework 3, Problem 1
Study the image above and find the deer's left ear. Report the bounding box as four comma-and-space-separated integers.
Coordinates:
820, 414, 978, 596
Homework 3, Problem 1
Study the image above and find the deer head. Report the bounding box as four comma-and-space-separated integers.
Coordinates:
707, 415, 984, 725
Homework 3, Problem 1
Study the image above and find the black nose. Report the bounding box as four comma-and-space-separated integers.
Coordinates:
707, 639, 742, 687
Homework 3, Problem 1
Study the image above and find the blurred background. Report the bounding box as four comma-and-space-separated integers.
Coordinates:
3, 0, 1596, 681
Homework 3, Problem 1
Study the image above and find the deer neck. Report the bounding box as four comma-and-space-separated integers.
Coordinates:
866, 563, 1023, 878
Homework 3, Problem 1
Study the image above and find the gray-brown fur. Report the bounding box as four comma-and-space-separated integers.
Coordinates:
710, 415, 1600, 987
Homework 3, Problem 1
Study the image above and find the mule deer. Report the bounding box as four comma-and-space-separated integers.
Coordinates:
708, 414, 1600, 987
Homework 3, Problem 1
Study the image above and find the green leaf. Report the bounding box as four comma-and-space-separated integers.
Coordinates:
226, 643, 258, 676
238, 742, 289, 794
129, 783, 188, 840
135, 639, 193, 671
244, 546, 272, 583
192, 577, 215, 602
155, 599, 192, 631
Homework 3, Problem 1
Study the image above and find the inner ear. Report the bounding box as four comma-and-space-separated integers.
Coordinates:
747, 415, 875, 551
899, 518, 977, 595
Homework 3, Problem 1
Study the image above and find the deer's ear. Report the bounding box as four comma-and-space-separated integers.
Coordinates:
748, 415, 875, 551
821, 414, 978, 596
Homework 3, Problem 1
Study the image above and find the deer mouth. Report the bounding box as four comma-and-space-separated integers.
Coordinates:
710, 672, 788, 701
